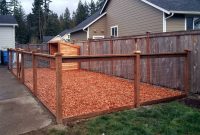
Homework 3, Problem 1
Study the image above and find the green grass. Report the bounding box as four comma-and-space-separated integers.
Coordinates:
51, 102, 200, 135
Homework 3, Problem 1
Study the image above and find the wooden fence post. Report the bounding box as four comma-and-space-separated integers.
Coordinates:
10, 49, 13, 73
16, 49, 20, 78
55, 53, 63, 124
110, 39, 114, 75
32, 51, 37, 95
7, 48, 10, 70
88, 40, 91, 70
21, 50, 25, 83
146, 32, 151, 83
184, 50, 191, 95
134, 51, 141, 108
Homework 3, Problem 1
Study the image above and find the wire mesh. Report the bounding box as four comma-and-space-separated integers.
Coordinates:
24, 53, 33, 91
36, 57, 56, 115
11, 51, 17, 76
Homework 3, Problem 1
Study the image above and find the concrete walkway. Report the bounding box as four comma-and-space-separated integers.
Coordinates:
0, 66, 52, 135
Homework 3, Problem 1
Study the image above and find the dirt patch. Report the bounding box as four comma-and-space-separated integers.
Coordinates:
180, 97, 200, 109
23, 69, 183, 119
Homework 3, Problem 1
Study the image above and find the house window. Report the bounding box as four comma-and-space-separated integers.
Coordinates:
186, 17, 200, 30
194, 18, 200, 30
111, 26, 118, 37
93, 36, 105, 39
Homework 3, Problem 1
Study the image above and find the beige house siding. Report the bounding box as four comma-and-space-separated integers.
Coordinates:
88, 16, 107, 38
105, 0, 163, 37
166, 16, 186, 32
71, 31, 87, 41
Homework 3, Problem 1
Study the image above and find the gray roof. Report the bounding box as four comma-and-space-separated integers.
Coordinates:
0, 15, 17, 25
59, 29, 72, 36
145, 0, 200, 12
71, 10, 102, 33
42, 36, 54, 43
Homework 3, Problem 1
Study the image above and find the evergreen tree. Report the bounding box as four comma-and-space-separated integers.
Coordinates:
96, 0, 106, 10
75, 0, 89, 25
0, 0, 10, 15
9, 0, 19, 15
43, 0, 52, 35
89, 0, 96, 15
63, 7, 71, 29
45, 12, 61, 36
32, 0, 44, 42
14, 4, 28, 43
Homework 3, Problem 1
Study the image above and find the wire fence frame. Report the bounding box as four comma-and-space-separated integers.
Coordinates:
7, 48, 190, 124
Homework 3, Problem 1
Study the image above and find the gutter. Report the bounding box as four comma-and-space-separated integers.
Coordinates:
165, 12, 174, 20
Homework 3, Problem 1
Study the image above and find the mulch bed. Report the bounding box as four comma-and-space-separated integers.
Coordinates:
23, 68, 183, 119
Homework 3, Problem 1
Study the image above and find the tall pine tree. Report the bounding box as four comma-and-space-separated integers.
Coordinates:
0, 0, 10, 15
89, 0, 96, 16
96, 0, 106, 10
32, 0, 44, 42
74, 0, 89, 25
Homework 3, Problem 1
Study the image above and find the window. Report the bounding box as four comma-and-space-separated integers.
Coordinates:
93, 36, 105, 39
187, 17, 194, 30
111, 26, 118, 37
194, 18, 200, 30
186, 17, 200, 30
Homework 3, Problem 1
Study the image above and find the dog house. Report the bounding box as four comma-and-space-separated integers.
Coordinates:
49, 41, 80, 70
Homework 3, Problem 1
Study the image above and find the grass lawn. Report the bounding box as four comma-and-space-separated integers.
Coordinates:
49, 102, 200, 135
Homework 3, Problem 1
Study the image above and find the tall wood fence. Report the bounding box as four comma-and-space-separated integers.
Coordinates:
75, 30, 200, 94
16, 43, 48, 53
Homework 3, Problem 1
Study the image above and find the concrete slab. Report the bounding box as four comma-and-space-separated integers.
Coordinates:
0, 67, 52, 135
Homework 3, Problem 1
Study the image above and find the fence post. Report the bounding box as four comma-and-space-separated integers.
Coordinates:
88, 40, 91, 70
16, 49, 20, 78
10, 49, 13, 73
134, 51, 141, 108
55, 53, 63, 124
110, 39, 114, 75
21, 50, 25, 83
7, 48, 10, 70
146, 32, 151, 83
184, 50, 191, 96
32, 51, 37, 95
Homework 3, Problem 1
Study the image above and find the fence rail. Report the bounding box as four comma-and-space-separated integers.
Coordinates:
8, 48, 190, 124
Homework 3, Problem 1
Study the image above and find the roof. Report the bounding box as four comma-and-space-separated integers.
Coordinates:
43, 36, 54, 43
144, 0, 200, 13
101, 0, 200, 15
59, 29, 72, 36
0, 15, 18, 25
71, 10, 104, 34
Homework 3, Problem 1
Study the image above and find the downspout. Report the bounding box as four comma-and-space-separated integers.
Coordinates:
165, 12, 174, 20
163, 12, 174, 32
83, 28, 89, 40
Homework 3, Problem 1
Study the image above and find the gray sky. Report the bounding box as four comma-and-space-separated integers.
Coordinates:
19, 0, 97, 16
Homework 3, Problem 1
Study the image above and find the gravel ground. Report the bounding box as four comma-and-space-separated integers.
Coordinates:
22, 69, 183, 119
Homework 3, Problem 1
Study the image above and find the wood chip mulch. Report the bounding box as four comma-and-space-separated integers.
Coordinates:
23, 69, 183, 118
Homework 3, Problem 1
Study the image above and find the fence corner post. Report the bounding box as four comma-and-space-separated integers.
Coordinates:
32, 51, 37, 95
55, 53, 63, 124
184, 49, 191, 96
134, 51, 141, 108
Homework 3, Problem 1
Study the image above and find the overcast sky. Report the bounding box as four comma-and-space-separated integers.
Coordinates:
19, 0, 97, 16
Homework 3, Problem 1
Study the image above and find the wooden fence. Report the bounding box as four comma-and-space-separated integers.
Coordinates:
8, 48, 189, 124
75, 30, 200, 94
15, 43, 49, 53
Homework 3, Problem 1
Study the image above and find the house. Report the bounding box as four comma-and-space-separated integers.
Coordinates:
60, 0, 200, 41
0, 15, 18, 50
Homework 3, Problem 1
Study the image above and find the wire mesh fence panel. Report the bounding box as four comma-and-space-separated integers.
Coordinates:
11, 51, 18, 76
36, 57, 56, 115
24, 53, 33, 91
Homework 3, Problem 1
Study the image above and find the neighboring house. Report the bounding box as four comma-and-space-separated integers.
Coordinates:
59, 0, 200, 41
0, 15, 18, 50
